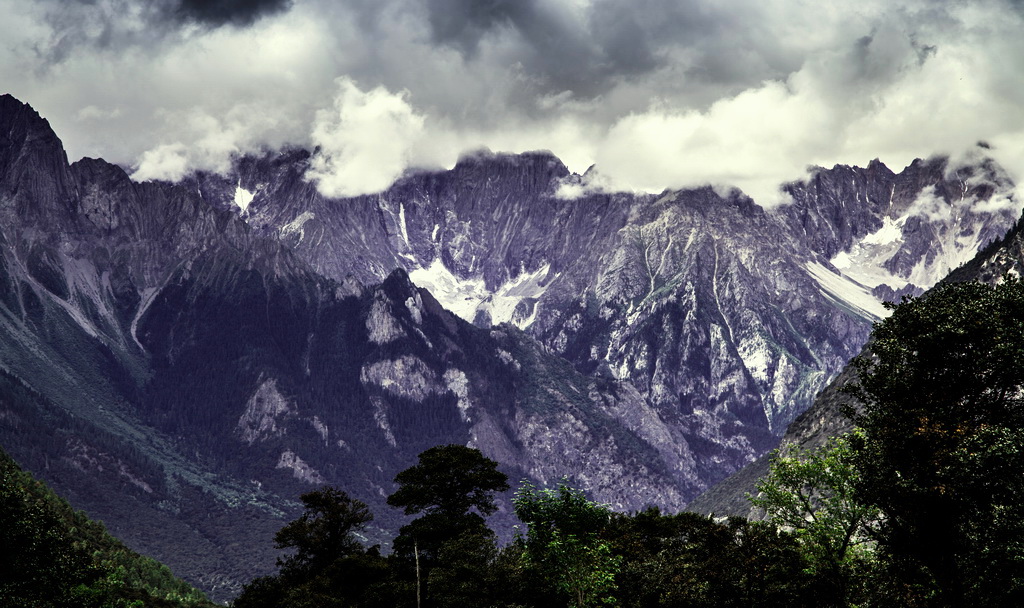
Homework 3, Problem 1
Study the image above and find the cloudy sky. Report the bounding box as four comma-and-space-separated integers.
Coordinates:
3, 0, 1024, 205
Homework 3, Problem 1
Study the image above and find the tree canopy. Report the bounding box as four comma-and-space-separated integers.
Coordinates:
751, 433, 878, 607
847, 278, 1024, 606
234, 487, 384, 608
274, 486, 374, 577
387, 444, 509, 519
386, 445, 509, 606
514, 481, 621, 608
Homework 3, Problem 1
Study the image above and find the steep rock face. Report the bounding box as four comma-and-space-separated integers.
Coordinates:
0, 94, 78, 227
1, 93, 1021, 600
778, 153, 1019, 298
689, 208, 1024, 518
0, 98, 296, 602
947, 209, 1024, 284
189, 152, 840, 485
195, 145, 1018, 494
136, 257, 698, 507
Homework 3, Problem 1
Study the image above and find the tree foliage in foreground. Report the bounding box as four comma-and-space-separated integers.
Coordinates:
234, 464, 818, 608
274, 486, 374, 578
233, 487, 386, 608
387, 444, 510, 606
751, 434, 878, 607
514, 482, 622, 608
387, 444, 510, 520
0, 446, 214, 608
607, 508, 812, 608
846, 279, 1024, 606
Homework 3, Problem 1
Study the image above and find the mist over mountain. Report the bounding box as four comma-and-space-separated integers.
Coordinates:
0, 93, 1019, 600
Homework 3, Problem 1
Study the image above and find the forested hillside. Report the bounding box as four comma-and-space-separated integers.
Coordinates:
0, 446, 215, 607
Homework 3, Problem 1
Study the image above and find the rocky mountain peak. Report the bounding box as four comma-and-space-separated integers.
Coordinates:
1, 93, 1021, 601
0, 94, 77, 226
450, 148, 570, 177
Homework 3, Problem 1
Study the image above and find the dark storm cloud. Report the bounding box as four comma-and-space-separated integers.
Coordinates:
418, 0, 803, 102
424, 0, 525, 55
30, 0, 292, 65
421, 0, 668, 98
171, 0, 293, 27
26, 1, 162, 65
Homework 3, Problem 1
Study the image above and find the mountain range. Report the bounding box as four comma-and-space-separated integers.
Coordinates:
689, 190, 1024, 517
0, 93, 1019, 601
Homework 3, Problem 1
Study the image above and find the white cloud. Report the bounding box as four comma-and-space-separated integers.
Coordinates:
554, 165, 617, 199
594, 79, 833, 206
132, 143, 189, 182
76, 105, 123, 121
306, 78, 426, 198
130, 103, 288, 180
905, 186, 953, 223
4, 0, 1024, 205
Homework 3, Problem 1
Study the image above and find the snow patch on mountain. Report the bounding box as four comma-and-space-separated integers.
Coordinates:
408, 259, 554, 328
831, 216, 910, 290
905, 225, 985, 288
234, 183, 254, 213
831, 183, 1018, 296
398, 202, 410, 247
804, 261, 890, 321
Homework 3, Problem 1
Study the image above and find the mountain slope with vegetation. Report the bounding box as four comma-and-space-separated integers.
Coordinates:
1, 91, 1020, 600
0, 446, 215, 607
233, 279, 1024, 607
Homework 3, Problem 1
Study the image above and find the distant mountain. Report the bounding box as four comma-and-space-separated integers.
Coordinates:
0, 92, 1018, 599
688, 205, 1024, 518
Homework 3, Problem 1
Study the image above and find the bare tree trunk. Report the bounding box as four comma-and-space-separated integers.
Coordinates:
415, 538, 422, 608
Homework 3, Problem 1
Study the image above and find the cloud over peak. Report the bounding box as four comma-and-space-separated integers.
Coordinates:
4, 0, 1024, 205
306, 78, 426, 198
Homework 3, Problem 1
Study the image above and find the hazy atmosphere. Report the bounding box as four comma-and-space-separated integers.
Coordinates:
3, 0, 1024, 204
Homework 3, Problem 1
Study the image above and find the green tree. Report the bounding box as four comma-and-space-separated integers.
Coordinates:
234, 486, 383, 608
0, 446, 214, 608
388, 444, 510, 521
750, 433, 877, 607
274, 486, 373, 578
387, 445, 509, 607
513, 481, 622, 608
846, 279, 1024, 606
606, 510, 812, 608
387, 445, 509, 557
425, 527, 501, 608
0, 471, 99, 606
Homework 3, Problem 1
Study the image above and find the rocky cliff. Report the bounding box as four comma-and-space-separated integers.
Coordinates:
0, 92, 1018, 599
688, 204, 1024, 518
